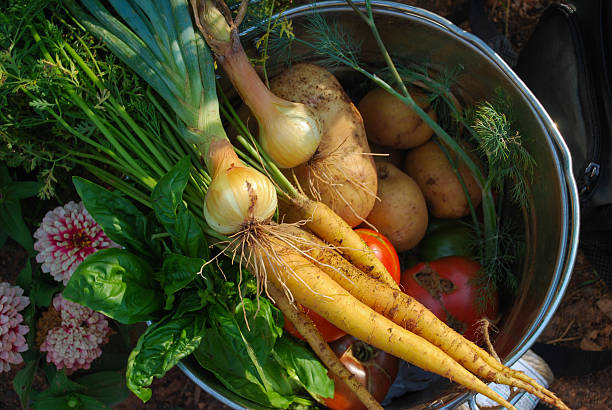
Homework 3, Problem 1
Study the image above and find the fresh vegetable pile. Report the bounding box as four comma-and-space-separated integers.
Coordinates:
0, 0, 568, 409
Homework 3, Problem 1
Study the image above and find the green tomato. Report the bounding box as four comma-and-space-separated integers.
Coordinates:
418, 219, 474, 261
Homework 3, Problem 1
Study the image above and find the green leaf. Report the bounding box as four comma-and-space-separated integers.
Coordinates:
35, 371, 85, 399
274, 336, 334, 399
32, 371, 112, 409
74, 394, 111, 410
172, 289, 210, 319
13, 356, 39, 409
5, 181, 41, 200
32, 393, 109, 410
161, 253, 204, 308
151, 158, 208, 258
63, 248, 163, 324
0, 165, 39, 254
74, 371, 130, 406
0, 230, 7, 249
72, 177, 153, 257
0, 199, 34, 254
126, 313, 206, 402
193, 300, 296, 408
16, 258, 33, 290
32, 396, 80, 410
30, 267, 63, 308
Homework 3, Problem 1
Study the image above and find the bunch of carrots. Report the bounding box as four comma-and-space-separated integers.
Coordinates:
61, 0, 568, 408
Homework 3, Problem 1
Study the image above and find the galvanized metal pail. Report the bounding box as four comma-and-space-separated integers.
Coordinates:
178, 2, 580, 408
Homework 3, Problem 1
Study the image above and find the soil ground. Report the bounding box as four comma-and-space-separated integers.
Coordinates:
2, 0, 611, 409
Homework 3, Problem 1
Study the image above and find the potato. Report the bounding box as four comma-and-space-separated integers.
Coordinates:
404, 140, 482, 219
358, 86, 436, 149
270, 63, 377, 227
365, 161, 428, 252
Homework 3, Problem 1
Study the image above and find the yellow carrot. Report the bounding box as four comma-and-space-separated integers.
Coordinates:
248, 234, 515, 410
283, 226, 568, 409
291, 194, 399, 289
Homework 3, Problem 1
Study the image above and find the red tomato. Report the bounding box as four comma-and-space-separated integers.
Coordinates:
323, 335, 399, 410
354, 228, 401, 285
400, 256, 499, 342
283, 306, 346, 343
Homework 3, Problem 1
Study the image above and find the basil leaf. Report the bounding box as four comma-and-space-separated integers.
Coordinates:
195, 325, 295, 409
161, 253, 204, 308
172, 289, 211, 319
274, 336, 334, 399
194, 300, 297, 408
126, 313, 206, 402
151, 157, 208, 258
63, 248, 163, 324
73, 177, 153, 257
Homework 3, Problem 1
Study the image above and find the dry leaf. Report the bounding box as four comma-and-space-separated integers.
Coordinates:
580, 337, 603, 351
596, 296, 612, 322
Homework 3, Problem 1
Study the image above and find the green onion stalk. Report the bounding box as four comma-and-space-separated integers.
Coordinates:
59, 0, 302, 238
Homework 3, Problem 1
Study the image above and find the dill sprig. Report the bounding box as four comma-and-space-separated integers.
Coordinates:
263, 11, 362, 70
475, 217, 522, 310
303, 12, 362, 69
469, 92, 536, 207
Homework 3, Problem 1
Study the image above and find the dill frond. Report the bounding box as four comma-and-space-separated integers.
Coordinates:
303, 12, 361, 69
470, 92, 536, 207
474, 217, 522, 310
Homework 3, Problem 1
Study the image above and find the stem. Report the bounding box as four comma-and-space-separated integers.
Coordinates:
260, 0, 275, 87
62, 39, 175, 173
215, 38, 278, 125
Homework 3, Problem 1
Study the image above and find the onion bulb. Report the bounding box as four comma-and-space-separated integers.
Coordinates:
204, 164, 278, 234
190, 0, 321, 168
257, 99, 322, 168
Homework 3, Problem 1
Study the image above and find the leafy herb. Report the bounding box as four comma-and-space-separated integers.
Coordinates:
73, 177, 159, 259
126, 313, 207, 402
151, 157, 209, 259
469, 92, 536, 207
273, 335, 334, 399
194, 298, 325, 408
161, 253, 206, 309
63, 248, 163, 324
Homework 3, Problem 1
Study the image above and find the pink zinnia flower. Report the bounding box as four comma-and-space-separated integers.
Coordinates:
0, 282, 30, 373
39, 294, 111, 373
33, 201, 118, 284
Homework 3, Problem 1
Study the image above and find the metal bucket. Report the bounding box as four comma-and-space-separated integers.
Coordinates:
178, 1, 580, 408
